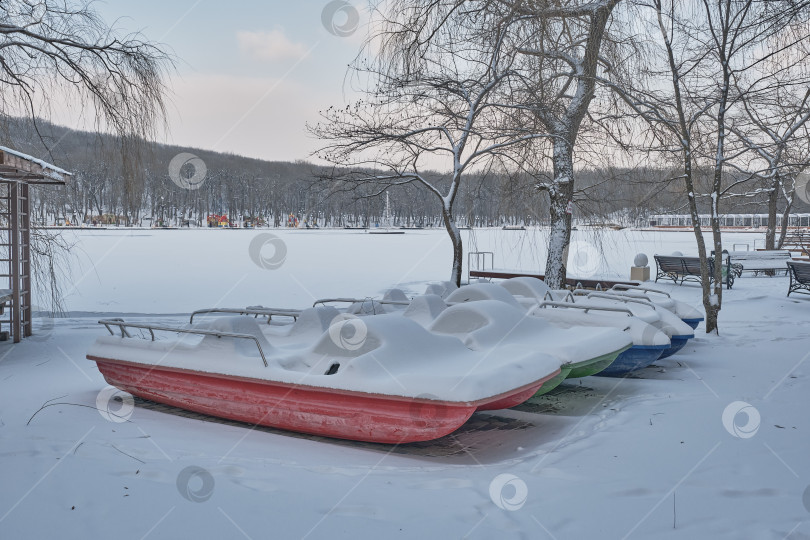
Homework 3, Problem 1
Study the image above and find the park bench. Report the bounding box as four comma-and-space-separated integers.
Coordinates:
467, 269, 638, 290
723, 250, 792, 277
654, 254, 733, 289
787, 261, 810, 297
781, 232, 810, 259
466, 252, 639, 290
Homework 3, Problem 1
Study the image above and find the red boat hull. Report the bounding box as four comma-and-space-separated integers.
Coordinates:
475, 384, 542, 411
90, 356, 559, 444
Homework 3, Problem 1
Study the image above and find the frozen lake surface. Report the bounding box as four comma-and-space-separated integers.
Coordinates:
54, 227, 768, 314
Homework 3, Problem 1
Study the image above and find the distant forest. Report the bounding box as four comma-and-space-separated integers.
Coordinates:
4, 118, 805, 228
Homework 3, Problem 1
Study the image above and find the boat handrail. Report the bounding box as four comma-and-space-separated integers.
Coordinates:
600, 290, 652, 302
312, 297, 411, 307
98, 319, 269, 367
466, 251, 495, 283
543, 290, 576, 303
189, 307, 301, 325
534, 301, 634, 316
580, 292, 659, 310
608, 284, 671, 298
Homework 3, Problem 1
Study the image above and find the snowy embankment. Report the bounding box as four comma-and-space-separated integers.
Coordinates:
1, 228, 809, 539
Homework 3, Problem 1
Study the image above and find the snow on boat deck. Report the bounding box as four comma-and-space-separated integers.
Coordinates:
2, 228, 809, 539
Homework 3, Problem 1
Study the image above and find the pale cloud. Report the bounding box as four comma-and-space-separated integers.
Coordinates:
236, 29, 307, 61
163, 73, 338, 161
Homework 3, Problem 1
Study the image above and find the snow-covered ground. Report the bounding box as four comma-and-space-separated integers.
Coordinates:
2, 228, 809, 539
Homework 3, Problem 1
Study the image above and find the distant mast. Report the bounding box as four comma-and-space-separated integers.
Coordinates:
384, 192, 392, 229
368, 192, 405, 234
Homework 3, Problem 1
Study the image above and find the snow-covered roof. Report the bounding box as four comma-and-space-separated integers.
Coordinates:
0, 145, 72, 184
650, 213, 810, 219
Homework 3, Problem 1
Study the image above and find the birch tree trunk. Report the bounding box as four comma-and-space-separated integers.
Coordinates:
777, 190, 794, 249
656, 0, 718, 333
544, 139, 575, 288
765, 176, 780, 250
442, 206, 463, 287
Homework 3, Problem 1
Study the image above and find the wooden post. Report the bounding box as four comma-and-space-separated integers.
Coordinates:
21, 183, 31, 337
9, 182, 20, 343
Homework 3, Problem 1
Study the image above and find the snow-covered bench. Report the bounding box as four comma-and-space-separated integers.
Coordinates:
787, 261, 810, 297
725, 250, 792, 276
466, 252, 638, 290
782, 233, 810, 257
654, 255, 733, 289
467, 268, 637, 290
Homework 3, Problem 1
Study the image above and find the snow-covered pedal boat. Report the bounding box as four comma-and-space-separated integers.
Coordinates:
443, 282, 663, 378
87, 312, 565, 444
565, 290, 695, 359
490, 278, 673, 375
598, 284, 705, 330
312, 289, 633, 393
421, 298, 632, 392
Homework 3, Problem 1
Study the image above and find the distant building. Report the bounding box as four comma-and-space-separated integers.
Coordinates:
649, 213, 810, 229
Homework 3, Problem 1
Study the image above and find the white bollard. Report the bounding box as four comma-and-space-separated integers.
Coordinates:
631, 253, 650, 281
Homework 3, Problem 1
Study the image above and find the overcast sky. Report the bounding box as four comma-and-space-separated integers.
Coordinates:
91, 1, 369, 162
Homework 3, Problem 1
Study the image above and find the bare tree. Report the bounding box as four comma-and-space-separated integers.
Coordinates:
727, 89, 810, 250
602, 0, 810, 332
0, 0, 173, 309
312, 32, 548, 286
365, 0, 623, 288
619, 0, 728, 333
693, 0, 810, 329
0, 0, 171, 142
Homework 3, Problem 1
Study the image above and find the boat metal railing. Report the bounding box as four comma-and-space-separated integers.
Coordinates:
573, 281, 605, 291
608, 284, 671, 298
467, 251, 494, 283
576, 292, 660, 310
543, 290, 576, 303
313, 298, 410, 307
584, 289, 653, 302
98, 319, 269, 367
534, 301, 634, 316
189, 307, 301, 325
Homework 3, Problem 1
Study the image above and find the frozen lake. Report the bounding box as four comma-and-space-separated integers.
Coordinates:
53, 227, 769, 314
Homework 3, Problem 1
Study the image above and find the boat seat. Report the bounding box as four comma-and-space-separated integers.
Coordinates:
423, 281, 458, 298
499, 276, 552, 301
402, 294, 447, 326
284, 306, 341, 337
445, 283, 523, 309
305, 314, 465, 374
198, 316, 277, 361
429, 299, 550, 350
310, 314, 381, 359
382, 288, 410, 302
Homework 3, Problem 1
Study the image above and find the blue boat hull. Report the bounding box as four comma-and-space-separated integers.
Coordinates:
596, 345, 668, 376
682, 318, 703, 330
659, 335, 692, 359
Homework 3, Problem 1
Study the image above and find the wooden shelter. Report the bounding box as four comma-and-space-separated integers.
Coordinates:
0, 146, 71, 342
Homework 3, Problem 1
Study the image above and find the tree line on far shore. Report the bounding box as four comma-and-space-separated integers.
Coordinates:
8, 118, 805, 230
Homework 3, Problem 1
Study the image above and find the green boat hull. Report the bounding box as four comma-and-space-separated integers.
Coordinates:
566, 348, 624, 379
531, 345, 631, 397
531, 367, 571, 396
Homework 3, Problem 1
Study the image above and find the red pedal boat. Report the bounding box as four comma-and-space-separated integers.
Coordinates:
88, 311, 562, 443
